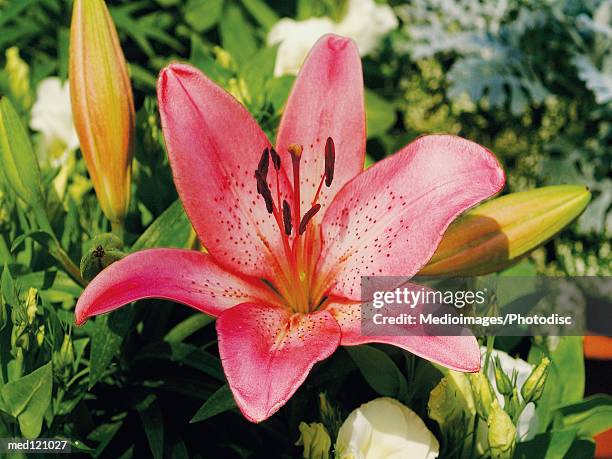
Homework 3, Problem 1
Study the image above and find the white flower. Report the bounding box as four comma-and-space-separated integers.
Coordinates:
30, 77, 79, 167
268, 17, 336, 76
267, 0, 398, 76
335, 0, 399, 55
336, 397, 439, 459
481, 347, 539, 440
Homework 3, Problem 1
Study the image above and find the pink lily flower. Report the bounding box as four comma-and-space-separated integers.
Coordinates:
75, 34, 505, 423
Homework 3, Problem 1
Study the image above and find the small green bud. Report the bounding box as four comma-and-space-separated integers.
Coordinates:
469, 372, 496, 420
53, 334, 75, 383
295, 422, 331, 459
24, 288, 38, 325
521, 357, 550, 403
493, 357, 513, 396
213, 46, 233, 69
505, 386, 521, 420
35, 324, 45, 347
80, 233, 125, 282
4, 47, 33, 111
428, 377, 462, 427
0, 293, 7, 331
11, 322, 29, 350
318, 393, 343, 439
487, 400, 516, 459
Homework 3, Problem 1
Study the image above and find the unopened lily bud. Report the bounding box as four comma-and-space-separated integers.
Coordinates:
80, 233, 125, 282
420, 186, 591, 276
521, 357, 550, 403
487, 400, 516, 459
295, 422, 331, 459
493, 357, 513, 396
70, 0, 135, 225
469, 372, 495, 420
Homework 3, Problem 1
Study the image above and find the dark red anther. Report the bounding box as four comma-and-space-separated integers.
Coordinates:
324, 137, 335, 187
282, 200, 292, 235
255, 170, 274, 214
270, 147, 281, 170
257, 147, 269, 178
298, 204, 321, 235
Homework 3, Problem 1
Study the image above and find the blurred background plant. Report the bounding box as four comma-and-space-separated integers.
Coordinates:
0, 0, 610, 457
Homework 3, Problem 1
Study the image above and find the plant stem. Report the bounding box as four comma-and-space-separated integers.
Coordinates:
111, 220, 124, 244
31, 204, 87, 287
50, 245, 87, 288
469, 413, 480, 459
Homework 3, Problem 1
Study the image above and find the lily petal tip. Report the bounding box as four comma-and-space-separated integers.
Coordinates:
74, 310, 88, 327
317, 33, 357, 54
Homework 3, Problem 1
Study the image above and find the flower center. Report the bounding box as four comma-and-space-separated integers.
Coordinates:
254, 138, 335, 313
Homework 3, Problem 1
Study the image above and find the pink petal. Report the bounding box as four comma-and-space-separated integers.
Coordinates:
157, 63, 291, 279
216, 303, 341, 422
319, 135, 505, 299
327, 302, 480, 372
276, 34, 365, 219
75, 248, 276, 325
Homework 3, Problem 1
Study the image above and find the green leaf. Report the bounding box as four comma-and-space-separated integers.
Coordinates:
219, 5, 258, 65
347, 345, 409, 401
136, 395, 164, 459
1, 263, 19, 306
17, 270, 82, 300
87, 420, 124, 458
365, 90, 395, 138
164, 313, 215, 343
563, 438, 596, 458
554, 395, 612, 438
190, 384, 236, 423
266, 75, 295, 113
0, 362, 52, 438
239, 0, 279, 30
514, 429, 577, 458
0, 0, 44, 27
132, 200, 193, 251
0, 97, 45, 209
184, 0, 224, 33
190, 35, 233, 86
241, 45, 278, 108
10, 230, 55, 253
110, 6, 183, 57
138, 342, 225, 382
89, 308, 134, 389
529, 337, 585, 432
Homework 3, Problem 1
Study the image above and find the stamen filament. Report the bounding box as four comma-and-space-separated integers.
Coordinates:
312, 173, 326, 207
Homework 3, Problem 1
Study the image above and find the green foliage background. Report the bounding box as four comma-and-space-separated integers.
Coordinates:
0, 0, 610, 457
